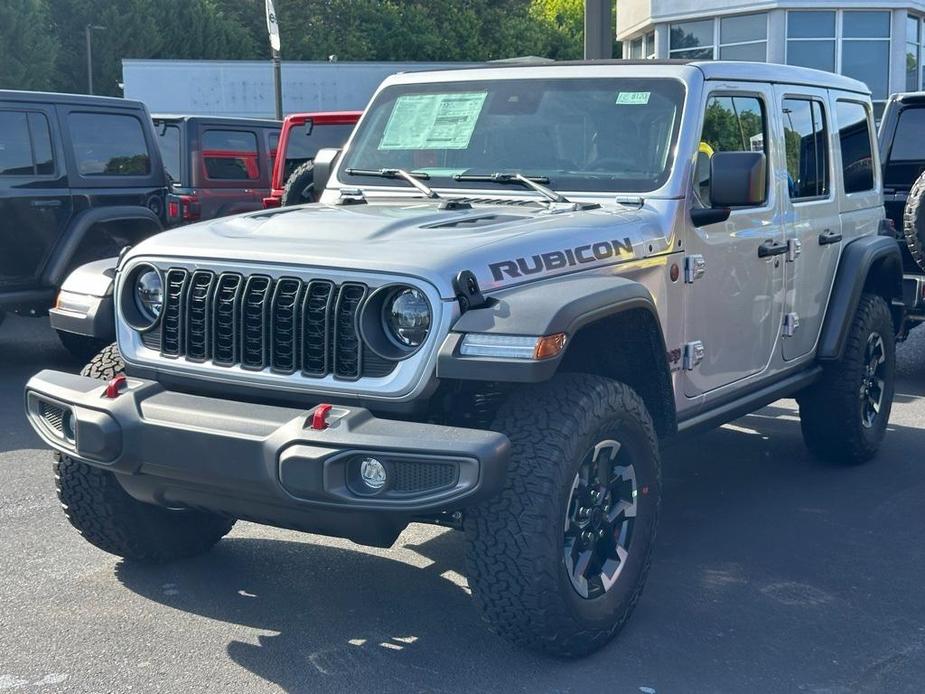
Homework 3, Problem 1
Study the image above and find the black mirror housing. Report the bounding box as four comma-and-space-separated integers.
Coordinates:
312, 148, 342, 192
709, 151, 767, 207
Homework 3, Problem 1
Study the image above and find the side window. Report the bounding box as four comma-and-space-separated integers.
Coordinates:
782, 98, 829, 200
202, 130, 259, 181
697, 95, 767, 207
836, 101, 874, 194
0, 111, 36, 176
69, 113, 151, 176
157, 124, 182, 184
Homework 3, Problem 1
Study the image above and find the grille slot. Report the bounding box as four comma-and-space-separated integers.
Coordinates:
241, 275, 272, 370
270, 278, 303, 373
161, 269, 189, 357
150, 269, 398, 380
39, 400, 66, 436
333, 283, 367, 380
301, 280, 334, 376
212, 273, 243, 365
185, 271, 215, 361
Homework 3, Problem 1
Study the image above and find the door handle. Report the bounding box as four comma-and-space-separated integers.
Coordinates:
818, 229, 842, 246
758, 239, 788, 258
30, 199, 62, 208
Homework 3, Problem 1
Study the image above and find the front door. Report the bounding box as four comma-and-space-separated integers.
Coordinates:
0, 106, 71, 290
683, 84, 785, 397
776, 89, 841, 361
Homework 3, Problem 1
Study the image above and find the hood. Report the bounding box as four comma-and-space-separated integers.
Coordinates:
128, 200, 673, 298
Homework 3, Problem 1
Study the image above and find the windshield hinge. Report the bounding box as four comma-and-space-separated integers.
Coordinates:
337, 188, 367, 206
615, 196, 644, 208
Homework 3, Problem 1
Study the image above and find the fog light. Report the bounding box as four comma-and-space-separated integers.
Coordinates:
359, 457, 387, 490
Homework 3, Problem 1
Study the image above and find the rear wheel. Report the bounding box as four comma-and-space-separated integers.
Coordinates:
465, 374, 661, 657
799, 293, 895, 464
56, 343, 235, 562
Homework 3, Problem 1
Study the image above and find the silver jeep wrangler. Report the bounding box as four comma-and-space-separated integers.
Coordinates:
25, 61, 903, 657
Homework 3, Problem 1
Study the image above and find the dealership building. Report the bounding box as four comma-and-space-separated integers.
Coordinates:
616, 1, 925, 115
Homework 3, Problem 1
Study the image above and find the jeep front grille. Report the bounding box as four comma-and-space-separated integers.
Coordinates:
150, 269, 393, 380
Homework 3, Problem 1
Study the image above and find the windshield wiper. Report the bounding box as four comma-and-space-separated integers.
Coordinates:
344, 168, 440, 199
453, 172, 570, 203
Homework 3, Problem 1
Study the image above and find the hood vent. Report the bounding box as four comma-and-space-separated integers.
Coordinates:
425, 213, 527, 230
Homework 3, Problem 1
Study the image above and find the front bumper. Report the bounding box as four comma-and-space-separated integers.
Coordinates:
25, 370, 510, 546
903, 274, 925, 324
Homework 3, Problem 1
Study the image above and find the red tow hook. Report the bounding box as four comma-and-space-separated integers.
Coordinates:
104, 374, 128, 399
310, 403, 333, 430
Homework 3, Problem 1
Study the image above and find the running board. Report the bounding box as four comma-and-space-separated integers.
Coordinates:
675, 366, 823, 437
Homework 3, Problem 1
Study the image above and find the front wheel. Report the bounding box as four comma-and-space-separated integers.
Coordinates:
799, 293, 896, 464
465, 374, 661, 657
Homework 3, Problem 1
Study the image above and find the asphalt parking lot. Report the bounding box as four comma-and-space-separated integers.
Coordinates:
1, 316, 924, 694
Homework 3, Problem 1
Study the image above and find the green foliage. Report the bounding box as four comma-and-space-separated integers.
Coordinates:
2, 0, 592, 96
0, 0, 58, 90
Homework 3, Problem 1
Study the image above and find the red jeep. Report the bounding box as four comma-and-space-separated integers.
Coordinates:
263, 111, 361, 208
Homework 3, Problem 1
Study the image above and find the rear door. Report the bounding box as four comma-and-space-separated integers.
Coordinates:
775, 87, 841, 361
196, 127, 265, 218
0, 105, 71, 289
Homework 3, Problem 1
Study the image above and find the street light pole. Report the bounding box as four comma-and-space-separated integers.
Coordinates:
85, 24, 106, 95
584, 0, 613, 60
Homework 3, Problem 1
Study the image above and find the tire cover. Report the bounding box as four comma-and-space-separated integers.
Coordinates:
281, 161, 316, 207
902, 170, 925, 271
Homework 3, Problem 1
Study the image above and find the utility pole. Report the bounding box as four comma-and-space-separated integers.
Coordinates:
266, 0, 283, 120
85, 24, 106, 95
584, 0, 613, 60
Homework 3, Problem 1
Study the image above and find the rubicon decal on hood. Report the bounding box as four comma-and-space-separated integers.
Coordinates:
489, 238, 635, 281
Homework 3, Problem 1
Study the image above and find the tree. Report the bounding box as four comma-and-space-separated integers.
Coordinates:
0, 0, 58, 90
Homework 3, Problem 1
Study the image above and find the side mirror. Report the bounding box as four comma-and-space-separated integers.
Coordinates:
312, 148, 342, 192
709, 151, 767, 207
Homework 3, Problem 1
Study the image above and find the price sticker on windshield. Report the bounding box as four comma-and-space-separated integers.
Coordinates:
616, 91, 651, 105
379, 92, 487, 150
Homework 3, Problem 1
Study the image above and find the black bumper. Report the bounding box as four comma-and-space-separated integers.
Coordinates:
25, 370, 510, 547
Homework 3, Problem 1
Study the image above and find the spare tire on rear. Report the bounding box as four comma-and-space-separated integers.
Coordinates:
281, 161, 316, 206
902, 170, 925, 272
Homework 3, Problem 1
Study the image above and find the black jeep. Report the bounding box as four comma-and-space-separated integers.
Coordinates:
0, 90, 168, 356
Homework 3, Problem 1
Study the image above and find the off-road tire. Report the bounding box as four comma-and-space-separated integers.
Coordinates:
57, 330, 109, 364
903, 170, 925, 272
465, 374, 661, 658
281, 161, 316, 206
55, 343, 235, 562
799, 293, 895, 464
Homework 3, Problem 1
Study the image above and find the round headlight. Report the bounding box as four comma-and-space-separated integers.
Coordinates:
134, 269, 163, 322
383, 288, 431, 348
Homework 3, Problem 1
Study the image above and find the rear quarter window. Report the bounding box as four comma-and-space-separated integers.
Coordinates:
201, 129, 259, 180
884, 106, 925, 188
835, 101, 875, 194
69, 112, 151, 176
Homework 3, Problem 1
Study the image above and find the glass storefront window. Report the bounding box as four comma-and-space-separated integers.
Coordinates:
670, 19, 714, 57
720, 42, 767, 61
908, 15, 921, 92
842, 11, 890, 39
787, 40, 836, 72
787, 11, 836, 39
645, 31, 655, 59
630, 38, 643, 59
721, 14, 766, 44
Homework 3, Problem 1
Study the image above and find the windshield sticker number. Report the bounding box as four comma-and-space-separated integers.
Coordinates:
379, 92, 488, 150
616, 91, 650, 105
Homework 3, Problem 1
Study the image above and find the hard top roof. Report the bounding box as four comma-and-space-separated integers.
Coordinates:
0, 89, 147, 109
391, 59, 870, 95
152, 114, 281, 127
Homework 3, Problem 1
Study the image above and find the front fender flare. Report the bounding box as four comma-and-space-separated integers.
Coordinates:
437, 274, 666, 383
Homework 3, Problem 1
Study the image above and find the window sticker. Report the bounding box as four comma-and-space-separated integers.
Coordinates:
379, 92, 488, 150
616, 91, 651, 105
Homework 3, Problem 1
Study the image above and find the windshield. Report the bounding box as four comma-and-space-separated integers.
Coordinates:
339, 77, 685, 194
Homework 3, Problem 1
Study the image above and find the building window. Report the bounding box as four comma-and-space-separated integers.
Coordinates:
629, 37, 643, 59
909, 15, 922, 92
719, 13, 767, 61
670, 19, 714, 59
786, 11, 836, 72
841, 11, 890, 102
645, 31, 656, 59
783, 99, 829, 200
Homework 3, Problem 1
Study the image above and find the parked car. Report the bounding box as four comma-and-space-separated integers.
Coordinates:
262, 111, 360, 208
153, 114, 281, 224
878, 92, 925, 332
25, 61, 902, 658
0, 90, 168, 354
